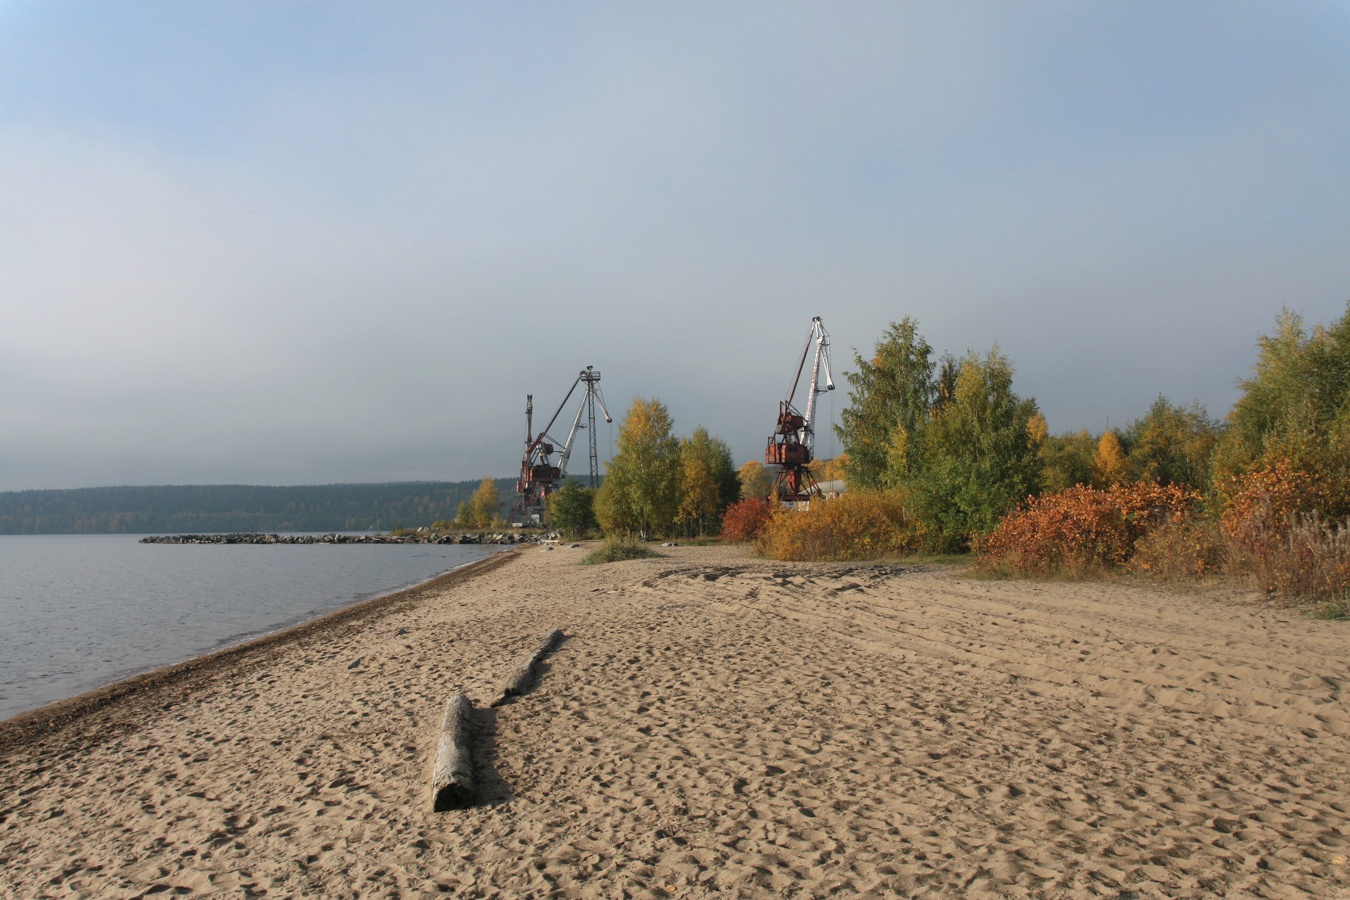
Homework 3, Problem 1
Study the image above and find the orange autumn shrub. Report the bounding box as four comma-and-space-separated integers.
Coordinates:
754, 492, 919, 562
720, 497, 775, 543
1219, 459, 1324, 568
1128, 517, 1225, 582
1218, 461, 1350, 602
973, 482, 1200, 577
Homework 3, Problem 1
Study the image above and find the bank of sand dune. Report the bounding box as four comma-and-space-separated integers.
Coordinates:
1, 543, 1347, 898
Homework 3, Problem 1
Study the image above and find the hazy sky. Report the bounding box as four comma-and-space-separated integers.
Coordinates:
3, 2, 1349, 491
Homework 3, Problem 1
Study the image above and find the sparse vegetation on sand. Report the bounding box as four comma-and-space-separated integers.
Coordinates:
579, 538, 663, 565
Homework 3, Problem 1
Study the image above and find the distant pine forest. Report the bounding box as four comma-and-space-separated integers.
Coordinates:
0, 480, 517, 535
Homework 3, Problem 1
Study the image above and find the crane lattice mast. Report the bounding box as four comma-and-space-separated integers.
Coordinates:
510, 366, 612, 526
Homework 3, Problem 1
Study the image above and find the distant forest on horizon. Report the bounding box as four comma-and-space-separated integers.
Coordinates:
0, 480, 518, 535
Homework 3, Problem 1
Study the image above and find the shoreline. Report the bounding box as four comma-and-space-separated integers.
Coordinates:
2, 543, 1346, 898
0, 548, 521, 756
138, 530, 543, 545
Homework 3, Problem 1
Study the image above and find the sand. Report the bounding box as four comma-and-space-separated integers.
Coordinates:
0, 543, 1347, 898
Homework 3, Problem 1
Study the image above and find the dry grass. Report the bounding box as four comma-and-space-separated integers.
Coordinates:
580, 538, 664, 565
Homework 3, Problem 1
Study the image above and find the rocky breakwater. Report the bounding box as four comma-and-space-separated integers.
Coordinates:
139, 531, 550, 545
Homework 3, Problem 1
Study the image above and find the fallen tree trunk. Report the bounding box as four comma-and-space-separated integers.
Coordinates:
430, 694, 476, 811
491, 629, 565, 707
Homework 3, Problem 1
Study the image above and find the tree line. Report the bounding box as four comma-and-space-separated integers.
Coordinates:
574, 303, 1350, 564
821, 305, 1350, 555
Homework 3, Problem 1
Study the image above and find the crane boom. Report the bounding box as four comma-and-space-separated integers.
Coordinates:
765, 316, 834, 503
801, 317, 834, 457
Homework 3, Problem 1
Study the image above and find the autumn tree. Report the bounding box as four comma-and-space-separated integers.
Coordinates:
1124, 396, 1220, 490
1092, 430, 1128, 487
1040, 429, 1097, 493
594, 397, 681, 538
909, 347, 1042, 551
675, 428, 739, 537
675, 456, 720, 538
809, 455, 848, 484
455, 477, 501, 529
835, 318, 936, 491
1216, 304, 1350, 516
831, 319, 1041, 551
737, 460, 775, 500
546, 479, 598, 538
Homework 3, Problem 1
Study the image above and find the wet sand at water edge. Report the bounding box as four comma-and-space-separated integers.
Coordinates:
1, 542, 1347, 898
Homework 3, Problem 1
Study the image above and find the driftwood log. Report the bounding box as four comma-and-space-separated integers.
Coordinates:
491, 629, 565, 707
430, 694, 477, 811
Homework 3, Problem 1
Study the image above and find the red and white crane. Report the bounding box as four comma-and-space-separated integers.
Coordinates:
765, 316, 834, 502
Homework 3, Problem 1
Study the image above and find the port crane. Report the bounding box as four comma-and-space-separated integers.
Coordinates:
765, 316, 834, 503
511, 366, 612, 526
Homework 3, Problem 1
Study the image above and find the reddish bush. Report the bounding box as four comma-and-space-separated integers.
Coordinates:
973, 482, 1200, 577
1129, 518, 1225, 582
1219, 461, 1349, 601
978, 458, 1350, 612
1219, 460, 1324, 562
720, 498, 775, 543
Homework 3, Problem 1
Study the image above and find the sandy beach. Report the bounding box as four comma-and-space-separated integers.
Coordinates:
1, 543, 1346, 898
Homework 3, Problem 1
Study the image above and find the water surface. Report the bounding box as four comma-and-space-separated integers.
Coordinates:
0, 534, 497, 721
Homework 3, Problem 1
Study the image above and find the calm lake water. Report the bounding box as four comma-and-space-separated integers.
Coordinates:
0, 534, 499, 722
